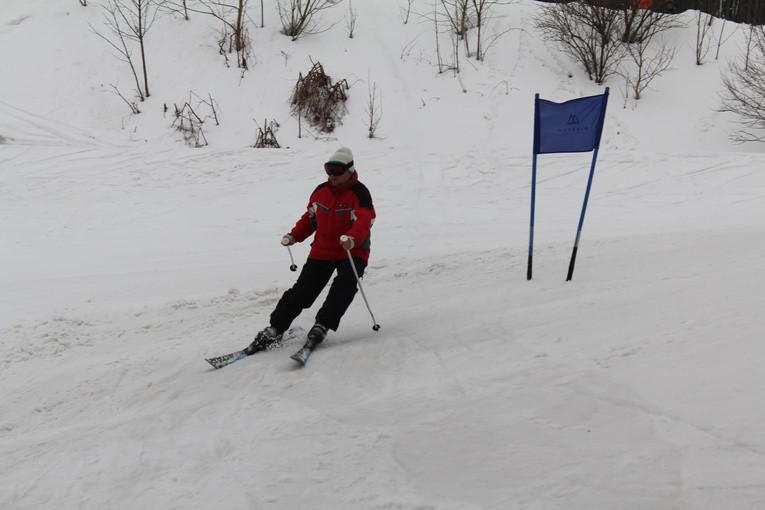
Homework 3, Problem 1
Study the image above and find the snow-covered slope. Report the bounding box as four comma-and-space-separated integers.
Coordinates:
2, 1, 765, 508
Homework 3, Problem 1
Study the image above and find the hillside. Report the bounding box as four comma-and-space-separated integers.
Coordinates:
1, 0, 762, 152
2, 1, 765, 509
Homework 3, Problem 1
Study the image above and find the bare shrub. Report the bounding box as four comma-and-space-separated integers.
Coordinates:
277, 0, 337, 41
254, 119, 281, 148
431, 0, 509, 63
290, 62, 349, 134
172, 93, 220, 147
618, 0, 681, 44
719, 26, 765, 143
173, 103, 207, 147
620, 37, 677, 100
440, 0, 473, 54
217, 23, 252, 70
178, 0, 251, 69
617, 2, 679, 101
535, 0, 625, 84
109, 84, 141, 114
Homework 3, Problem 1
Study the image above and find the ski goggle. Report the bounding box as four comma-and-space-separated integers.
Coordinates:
325, 161, 353, 176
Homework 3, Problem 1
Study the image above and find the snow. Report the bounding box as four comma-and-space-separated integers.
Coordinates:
1, 0, 765, 508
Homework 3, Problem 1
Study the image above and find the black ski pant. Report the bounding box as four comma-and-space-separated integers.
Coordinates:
270, 257, 366, 333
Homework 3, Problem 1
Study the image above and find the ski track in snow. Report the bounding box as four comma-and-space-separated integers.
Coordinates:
0, 101, 105, 147
2, 141, 765, 509
2, 145, 765, 509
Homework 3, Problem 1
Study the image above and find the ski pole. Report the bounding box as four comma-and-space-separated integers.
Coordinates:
340, 235, 380, 331
286, 246, 297, 271
282, 236, 298, 271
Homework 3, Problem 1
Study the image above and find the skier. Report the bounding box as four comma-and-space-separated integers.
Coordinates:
245, 146, 376, 355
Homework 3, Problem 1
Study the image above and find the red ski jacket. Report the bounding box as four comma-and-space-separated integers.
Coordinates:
290, 171, 376, 263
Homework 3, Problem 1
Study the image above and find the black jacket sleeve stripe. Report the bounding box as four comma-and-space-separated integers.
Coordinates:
350, 182, 373, 209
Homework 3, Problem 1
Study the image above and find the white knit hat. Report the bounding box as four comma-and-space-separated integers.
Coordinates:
326, 146, 355, 173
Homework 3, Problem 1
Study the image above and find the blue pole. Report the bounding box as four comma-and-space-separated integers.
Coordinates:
529, 93, 540, 280
566, 87, 609, 281
566, 147, 599, 281
528, 154, 538, 280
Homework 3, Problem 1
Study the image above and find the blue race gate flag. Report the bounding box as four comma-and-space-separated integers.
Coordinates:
528, 88, 609, 281
533, 92, 608, 155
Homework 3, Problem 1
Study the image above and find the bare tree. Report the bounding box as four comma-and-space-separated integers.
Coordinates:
715, 18, 727, 59
91, 0, 159, 101
535, 0, 625, 85
745, 23, 757, 69
439, 0, 473, 57
695, 10, 714, 65
108, 83, 141, 113
743, 0, 765, 68
181, 0, 251, 68
471, 0, 490, 60
121, 0, 157, 98
345, 0, 358, 38
434, 1, 446, 73
470, 0, 510, 61
450, 29, 462, 75
431, 0, 463, 73
429, 0, 509, 64
620, 37, 676, 100
366, 74, 383, 138
400, 32, 422, 59
400, 0, 414, 24
233, 0, 246, 52
277, 0, 337, 41
719, 26, 765, 143
617, 0, 681, 44
612, 0, 679, 101
161, 0, 190, 20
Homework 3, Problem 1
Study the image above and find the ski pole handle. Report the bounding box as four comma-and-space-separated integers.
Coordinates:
341, 236, 380, 331
281, 234, 297, 271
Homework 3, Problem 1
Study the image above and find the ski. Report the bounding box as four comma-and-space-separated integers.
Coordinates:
290, 344, 314, 366
205, 350, 248, 369
206, 327, 304, 370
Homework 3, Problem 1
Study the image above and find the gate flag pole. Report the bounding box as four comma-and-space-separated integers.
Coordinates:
529, 87, 609, 281
528, 94, 541, 281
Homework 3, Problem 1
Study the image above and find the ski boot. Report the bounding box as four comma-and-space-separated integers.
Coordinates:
305, 322, 328, 349
244, 326, 283, 355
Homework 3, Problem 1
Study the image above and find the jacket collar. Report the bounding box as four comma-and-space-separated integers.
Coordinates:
327, 170, 358, 190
